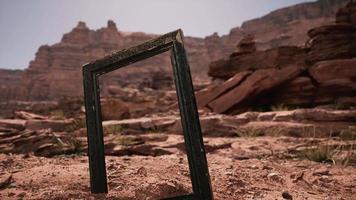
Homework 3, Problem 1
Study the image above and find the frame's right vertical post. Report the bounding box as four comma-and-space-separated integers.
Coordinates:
83, 69, 108, 193
170, 30, 213, 200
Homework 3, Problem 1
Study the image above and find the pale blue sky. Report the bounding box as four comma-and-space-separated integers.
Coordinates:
0, 0, 313, 69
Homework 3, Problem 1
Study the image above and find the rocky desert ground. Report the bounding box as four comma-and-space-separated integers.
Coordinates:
1, 0, 356, 199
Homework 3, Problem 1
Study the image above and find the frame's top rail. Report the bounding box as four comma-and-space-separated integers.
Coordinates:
83, 29, 183, 74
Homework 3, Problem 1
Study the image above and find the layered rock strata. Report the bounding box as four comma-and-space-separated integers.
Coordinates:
201, 1, 356, 114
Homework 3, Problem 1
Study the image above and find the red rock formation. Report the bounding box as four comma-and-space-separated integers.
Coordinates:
198, 1, 356, 114
236, 0, 349, 49
0, 69, 23, 101
208, 66, 303, 114
209, 45, 306, 80
336, 0, 356, 24
306, 0, 356, 64
0, 0, 348, 101
16, 20, 216, 101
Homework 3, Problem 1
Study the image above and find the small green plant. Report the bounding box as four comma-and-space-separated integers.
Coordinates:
50, 110, 67, 119
270, 104, 290, 111
66, 137, 84, 154
104, 124, 123, 134
147, 126, 164, 134
334, 100, 351, 110
115, 136, 144, 146
340, 126, 356, 141
301, 145, 337, 164
235, 128, 265, 137
66, 118, 86, 132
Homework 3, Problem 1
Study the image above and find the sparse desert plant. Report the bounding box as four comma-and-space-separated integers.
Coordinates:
50, 109, 67, 119
104, 124, 123, 134
235, 128, 265, 137
66, 118, 86, 132
147, 126, 164, 134
301, 145, 337, 164
270, 104, 290, 111
299, 140, 356, 166
340, 126, 356, 141
66, 137, 84, 154
115, 136, 144, 146
334, 100, 351, 110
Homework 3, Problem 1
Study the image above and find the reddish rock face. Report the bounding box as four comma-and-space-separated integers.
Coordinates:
207, 66, 303, 114
14, 20, 217, 101
336, 0, 356, 25
306, 24, 356, 64
309, 58, 356, 83
197, 1, 356, 114
228, 0, 348, 50
0, 69, 23, 101
308, 58, 356, 105
209, 46, 306, 79
196, 71, 252, 109
306, 1, 356, 64
0, 0, 348, 102
271, 77, 317, 107
101, 98, 130, 120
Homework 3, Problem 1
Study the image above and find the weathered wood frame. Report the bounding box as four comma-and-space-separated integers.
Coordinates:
82, 29, 213, 200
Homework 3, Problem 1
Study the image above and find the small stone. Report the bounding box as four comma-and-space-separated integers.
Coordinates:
312, 170, 330, 176
17, 192, 26, 198
262, 165, 273, 170
224, 171, 233, 176
136, 167, 148, 177
267, 172, 279, 181
319, 176, 332, 183
0, 173, 12, 189
7, 192, 15, 197
282, 191, 293, 200
250, 165, 259, 169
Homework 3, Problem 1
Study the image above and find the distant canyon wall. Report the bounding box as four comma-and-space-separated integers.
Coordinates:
0, 0, 348, 101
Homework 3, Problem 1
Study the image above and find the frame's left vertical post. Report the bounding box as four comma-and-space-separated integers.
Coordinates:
83, 66, 108, 193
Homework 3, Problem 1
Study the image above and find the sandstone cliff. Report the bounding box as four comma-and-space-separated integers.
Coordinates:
201, 0, 356, 114
0, 0, 348, 101
218, 0, 349, 53
0, 69, 23, 101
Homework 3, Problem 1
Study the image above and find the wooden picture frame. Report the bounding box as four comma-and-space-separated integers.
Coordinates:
82, 29, 213, 200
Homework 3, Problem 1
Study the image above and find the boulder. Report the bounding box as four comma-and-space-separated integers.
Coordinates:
309, 58, 356, 83
101, 98, 130, 120
208, 65, 302, 114
196, 71, 251, 108
230, 34, 256, 57
308, 58, 356, 105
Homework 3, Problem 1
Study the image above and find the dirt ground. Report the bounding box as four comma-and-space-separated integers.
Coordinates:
0, 136, 355, 200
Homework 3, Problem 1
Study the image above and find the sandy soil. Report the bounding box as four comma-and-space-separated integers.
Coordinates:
0, 136, 355, 200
